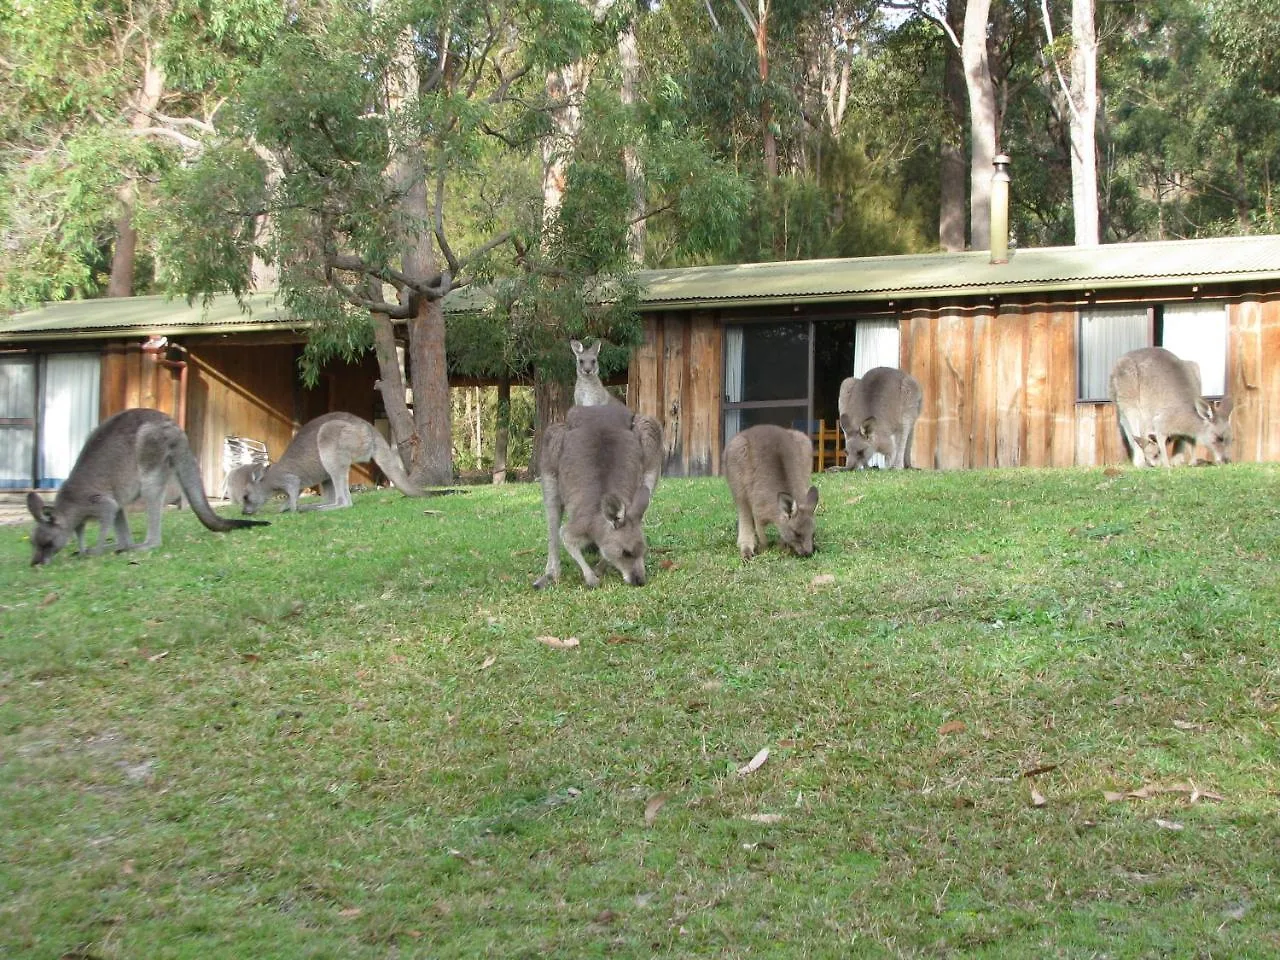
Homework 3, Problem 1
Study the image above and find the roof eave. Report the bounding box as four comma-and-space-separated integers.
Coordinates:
638, 271, 1280, 311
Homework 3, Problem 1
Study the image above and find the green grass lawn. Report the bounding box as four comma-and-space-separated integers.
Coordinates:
2, 464, 1279, 958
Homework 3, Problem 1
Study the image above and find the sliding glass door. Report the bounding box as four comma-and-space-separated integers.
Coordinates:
0, 357, 36, 489
722, 322, 811, 444
0, 353, 100, 489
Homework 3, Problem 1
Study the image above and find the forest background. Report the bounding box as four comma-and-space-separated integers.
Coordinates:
3, 0, 1278, 481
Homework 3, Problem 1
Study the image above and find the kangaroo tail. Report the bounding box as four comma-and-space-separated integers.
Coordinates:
171, 433, 270, 531
370, 430, 424, 496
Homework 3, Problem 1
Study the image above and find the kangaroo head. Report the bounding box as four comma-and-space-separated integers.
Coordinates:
775, 485, 819, 557
235, 465, 270, 515
26, 492, 69, 566
844, 417, 882, 469
1195, 396, 1234, 463
571, 339, 601, 379
597, 485, 650, 586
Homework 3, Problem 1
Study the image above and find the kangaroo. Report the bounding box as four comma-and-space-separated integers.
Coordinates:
26, 408, 267, 566
1109, 346, 1233, 467
724, 424, 820, 560
228, 412, 423, 514
838, 367, 923, 469
533, 405, 652, 589
565, 402, 664, 492
571, 339, 626, 408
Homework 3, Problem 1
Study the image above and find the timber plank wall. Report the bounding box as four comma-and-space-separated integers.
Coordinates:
101, 338, 379, 495
629, 291, 1280, 476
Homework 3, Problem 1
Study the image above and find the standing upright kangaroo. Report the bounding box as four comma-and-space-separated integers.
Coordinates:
1109, 346, 1233, 466
724, 424, 820, 560
533, 405, 653, 589
229, 412, 423, 514
26, 408, 268, 566
838, 367, 923, 469
571, 339, 626, 407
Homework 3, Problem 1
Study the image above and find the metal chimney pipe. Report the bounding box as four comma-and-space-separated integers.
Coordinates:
990, 154, 1011, 265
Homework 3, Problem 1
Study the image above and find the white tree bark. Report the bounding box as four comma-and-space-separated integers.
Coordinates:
619, 19, 646, 263
1069, 0, 1099, 244
962, 0, 997, 250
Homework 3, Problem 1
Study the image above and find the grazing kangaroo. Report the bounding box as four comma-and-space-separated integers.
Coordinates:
533, 405, 652, 588
838, 367, 923, 469
565, 402, 664, 492
26, 408, 267, 566
724, 424, 820, 560
571, 339, 625, 407
1109, 346, 1233, 467
228, 412, 423, 514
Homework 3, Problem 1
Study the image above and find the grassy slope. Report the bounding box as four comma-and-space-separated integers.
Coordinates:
2, 465, 1278, 958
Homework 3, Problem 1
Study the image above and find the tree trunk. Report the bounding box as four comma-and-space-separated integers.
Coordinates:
962, 0, 997, 250
371, 307, 416, 473
1069, 0, 1100, 245
940, 2, 968, 251
532, 375, 570, 477
755, 13, 778, 178
619, 18, 647, 263
542, 61, 587, 232
385, 20, 452, 486
492, 373, 510, 484
108, 49, 165, 297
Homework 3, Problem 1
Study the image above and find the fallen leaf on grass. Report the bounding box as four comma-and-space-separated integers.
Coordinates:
536, 635, 580, 650
1103, 466, 1123, 478
338, 907, 363, 918
39, 592, 59, 607
810, 574, 836, 587
744, 813, 784, 824
660, 559, 678, 571
1103, 791, 1127, 803
1153, 818, 1184, 831
737, 747, 770, 776
1029, 785, 1048, 807
644, 793, 667, 827
239, 652, 261, 663
606, 634, 641, 645
1108, 782, 1224, 803
478, 655, 497, 671
147, 650, 169, 663
1172, 719, 1205, 731
937, 720, 967, 736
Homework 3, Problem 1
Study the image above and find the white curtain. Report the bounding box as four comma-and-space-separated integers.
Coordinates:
853, 318, 901, 376
0, 358, 36, 488
723, 325, 744, 442
1079, 305, 1149, 401
1162, 302, 1228, 397
39, 353, 100, 487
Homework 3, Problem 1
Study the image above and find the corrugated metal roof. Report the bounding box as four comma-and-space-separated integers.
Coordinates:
0, 291, 296, 341
4, 234, 1280, 340
633, 234, 1280, 307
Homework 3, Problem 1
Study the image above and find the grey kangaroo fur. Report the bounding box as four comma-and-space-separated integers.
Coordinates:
566, 402, 664, 493
1109, 346, 1233, 467
724, 424, 820, 560
229, 412, 423, 514
533, 405, 653, 589
571, 339, 626, 408
838, 367, 923, 469
26, 408, 267, 566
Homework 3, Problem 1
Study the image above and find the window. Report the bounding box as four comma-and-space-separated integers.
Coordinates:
0, 353, 100, 489
723, 322, 810, 445
1077, 302, 1228, 401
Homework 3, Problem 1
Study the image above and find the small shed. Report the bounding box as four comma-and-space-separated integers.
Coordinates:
626, 234, 1280, 475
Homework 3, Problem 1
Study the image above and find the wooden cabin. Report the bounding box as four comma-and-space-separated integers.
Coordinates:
0, 293, 381, 495
626, 235, 1280, 475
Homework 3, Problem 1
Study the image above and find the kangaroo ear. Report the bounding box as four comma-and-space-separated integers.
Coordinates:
602, 493, 626, 528
27, 491, 51, 523
250, 466, 266, 484
859, 417, 876, 439
804, 485, 819, 510
1216, 395, 1235, 420
630, 483, 652, 520
571, 339, 584, 355
778, 492, 797, 518
1194, 397, 1213, 421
